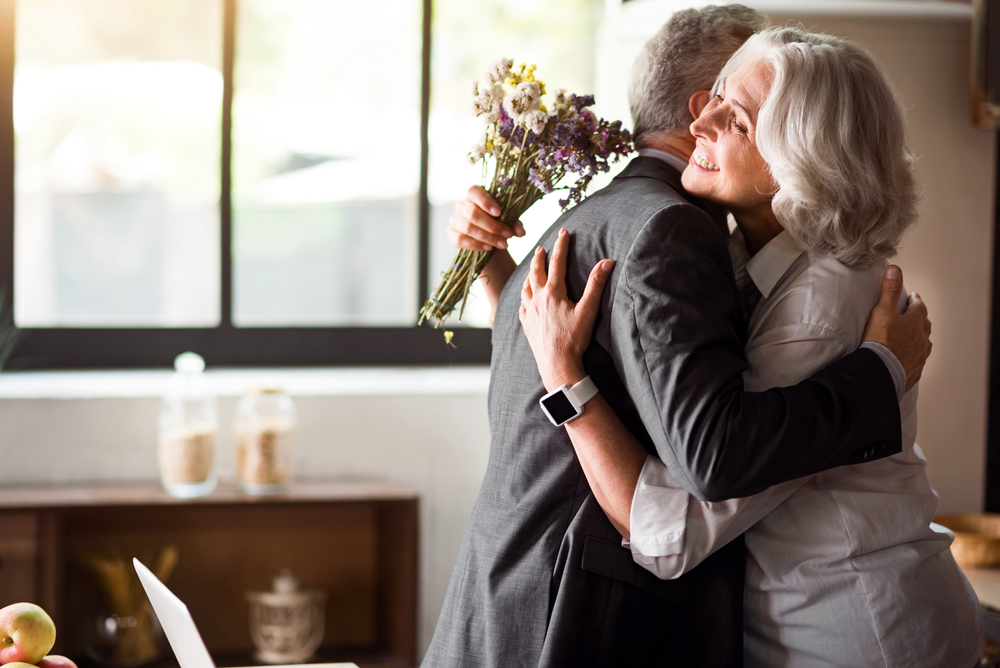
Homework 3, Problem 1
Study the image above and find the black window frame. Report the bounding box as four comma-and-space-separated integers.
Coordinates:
986, 130, 1000, 512
0, 0, 494, 369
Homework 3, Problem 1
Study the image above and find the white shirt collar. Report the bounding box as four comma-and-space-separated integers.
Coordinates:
744, 230, 806, 299
637, 148, 690, 174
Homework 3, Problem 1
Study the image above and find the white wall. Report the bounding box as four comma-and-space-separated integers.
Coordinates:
597, 2, 995, 514
0, 368, 493, 660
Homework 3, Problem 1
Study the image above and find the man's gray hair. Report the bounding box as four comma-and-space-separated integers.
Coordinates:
715, 27, 917, 269
629, 4, 769, 147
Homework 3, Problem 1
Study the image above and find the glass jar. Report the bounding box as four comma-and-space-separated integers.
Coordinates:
158, 352, 218, 498
235, 387, 295, 494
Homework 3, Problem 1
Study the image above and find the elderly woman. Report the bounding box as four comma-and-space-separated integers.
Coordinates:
452, 27, 982, 667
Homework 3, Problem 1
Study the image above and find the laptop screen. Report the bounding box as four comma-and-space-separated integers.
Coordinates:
133, 558, 216, 668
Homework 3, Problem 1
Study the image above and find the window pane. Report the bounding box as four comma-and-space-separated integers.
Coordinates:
428, 0, 603, 327
14, 0, 223, 327
232, 0, 421, 327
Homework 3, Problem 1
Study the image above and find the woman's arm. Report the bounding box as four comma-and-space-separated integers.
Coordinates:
628, 455, 802, 579
519, 229, 802, 531
518, 230, 856, 581
563, 394, 646, 538
518, 231, 803, 565
448, 186, 525, 322
518, 229, 641, 535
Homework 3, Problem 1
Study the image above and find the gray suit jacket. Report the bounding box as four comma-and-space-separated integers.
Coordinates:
422, 157, 902, 668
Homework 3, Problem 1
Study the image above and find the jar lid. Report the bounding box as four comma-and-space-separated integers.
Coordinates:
247, 386, 285, 394
273, 569, 299, 594
174, 352, 206, 373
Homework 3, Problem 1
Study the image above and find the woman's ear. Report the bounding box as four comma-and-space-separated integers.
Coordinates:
689, 90, 712, 121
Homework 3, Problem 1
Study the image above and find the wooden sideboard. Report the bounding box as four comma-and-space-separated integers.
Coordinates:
0, 480, 417, 668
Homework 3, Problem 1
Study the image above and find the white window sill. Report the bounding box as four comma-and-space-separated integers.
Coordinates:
0, 366, 492, 399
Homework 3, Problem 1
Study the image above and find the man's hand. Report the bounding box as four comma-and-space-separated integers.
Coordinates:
448, 185, 525, 251
448, 185, 525, 323
861, 265, 932, 392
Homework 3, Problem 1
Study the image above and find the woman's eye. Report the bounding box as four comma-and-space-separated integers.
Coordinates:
731, 118, 748, 135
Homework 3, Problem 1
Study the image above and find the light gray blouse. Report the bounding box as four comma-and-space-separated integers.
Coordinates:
626, 229, 983, 667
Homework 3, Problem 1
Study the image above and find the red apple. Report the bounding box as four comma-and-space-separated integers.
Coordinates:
37, 656, 77, 668
0, 603, 56, 665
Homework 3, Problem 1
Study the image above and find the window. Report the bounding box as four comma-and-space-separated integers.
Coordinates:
0, 0, 603, 368
15, 0, 223, 329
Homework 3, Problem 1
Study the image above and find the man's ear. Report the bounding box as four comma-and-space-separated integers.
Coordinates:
689, 90, 712, 122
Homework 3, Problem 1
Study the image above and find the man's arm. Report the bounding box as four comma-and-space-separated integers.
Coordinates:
610, 205, 918, 502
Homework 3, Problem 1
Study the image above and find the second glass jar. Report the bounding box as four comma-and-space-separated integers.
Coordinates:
235, 387, 295, 494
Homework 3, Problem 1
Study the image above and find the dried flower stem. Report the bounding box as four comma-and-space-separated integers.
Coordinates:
419, 146, 549, 327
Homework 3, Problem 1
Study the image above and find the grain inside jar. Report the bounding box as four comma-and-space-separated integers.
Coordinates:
237, 421, 293, 487
235, 387, 296, 494
159, 425, 217, 485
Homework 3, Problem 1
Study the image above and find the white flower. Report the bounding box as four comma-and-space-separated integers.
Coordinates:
472, 88, 502, 123
470, 81, 504, 123
487, 83, 504, 104
503, 81, 542, 124
524, 110, 549, 135
485, 58, 513, 84
471, 94, 490, 118
467, 129, 490, 164
467, 143, 486, 164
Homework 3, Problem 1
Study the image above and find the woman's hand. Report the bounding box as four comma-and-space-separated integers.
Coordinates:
519, 228, 615, 391
448, 186, 526, 252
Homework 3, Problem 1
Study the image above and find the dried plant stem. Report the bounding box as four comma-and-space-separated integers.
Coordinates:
419, 144, 554, 328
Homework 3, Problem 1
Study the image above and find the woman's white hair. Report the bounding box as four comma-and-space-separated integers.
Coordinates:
714, 27, 917, 269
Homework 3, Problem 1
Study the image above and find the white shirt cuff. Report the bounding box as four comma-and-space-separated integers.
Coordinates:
860, 341, 905, 402
624, 455, 689, 557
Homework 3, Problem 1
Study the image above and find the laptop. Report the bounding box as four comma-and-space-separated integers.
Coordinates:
133, 558, 357, 668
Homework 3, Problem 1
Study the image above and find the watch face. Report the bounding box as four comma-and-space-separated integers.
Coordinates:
541, 391, 578, 425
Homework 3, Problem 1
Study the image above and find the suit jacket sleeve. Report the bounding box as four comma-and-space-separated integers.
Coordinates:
609, 203, 902, 502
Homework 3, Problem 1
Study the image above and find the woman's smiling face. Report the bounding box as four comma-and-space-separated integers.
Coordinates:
681, 57, 777, 221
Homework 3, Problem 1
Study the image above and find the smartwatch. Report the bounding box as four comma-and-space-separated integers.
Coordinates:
540, 376, 599, 427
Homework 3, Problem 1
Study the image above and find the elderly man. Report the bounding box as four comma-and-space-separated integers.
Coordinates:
423, 6, 931, 667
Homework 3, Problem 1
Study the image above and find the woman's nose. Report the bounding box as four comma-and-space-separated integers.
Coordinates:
691, 110, 719, 142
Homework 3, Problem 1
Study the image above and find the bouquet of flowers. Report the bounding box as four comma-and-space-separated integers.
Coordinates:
418, 59, 633, 329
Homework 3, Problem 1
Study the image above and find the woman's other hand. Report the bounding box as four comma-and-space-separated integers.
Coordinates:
519, 228, 615, 391
448, 186, 526, 252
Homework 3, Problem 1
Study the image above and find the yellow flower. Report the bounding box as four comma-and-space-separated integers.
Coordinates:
444, 331, 456, 348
